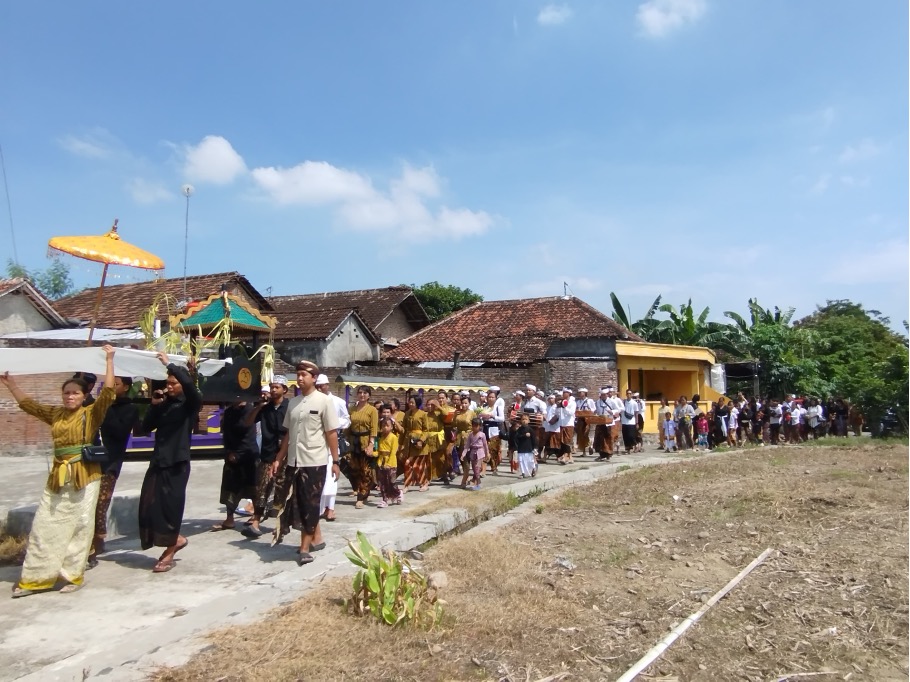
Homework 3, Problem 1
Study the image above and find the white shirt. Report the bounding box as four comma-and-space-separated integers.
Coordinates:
558, 397, 576, 428
728, 406, 739, 429
606, 396, 624, 419
544, 402, 560, 432
522, 397, 545, 414
790, 405, 802, 425
620, 399, 640, 426
769, 405, 783, 425
576, 397, 595, 413
330, 393, 351, 430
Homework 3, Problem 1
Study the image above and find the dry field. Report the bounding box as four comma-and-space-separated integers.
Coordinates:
157, 441, 908, 682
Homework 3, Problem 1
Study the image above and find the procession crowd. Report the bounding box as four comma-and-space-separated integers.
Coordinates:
1, 355, 865, 599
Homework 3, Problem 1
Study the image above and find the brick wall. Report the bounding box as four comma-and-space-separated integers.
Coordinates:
546, 359, 618, 396
0, 373, 70, 456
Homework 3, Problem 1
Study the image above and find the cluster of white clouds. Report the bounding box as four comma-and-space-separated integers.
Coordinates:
179, 136, 493, 240
636, 0, 706, 38
537, 4, 574, 26
536, 1, 706, 37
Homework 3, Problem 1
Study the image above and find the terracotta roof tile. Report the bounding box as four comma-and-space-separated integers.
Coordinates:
387, 296, 643, 363
271, 305, 378, 343
53, 272, 271, 329
269, 286, 428, 334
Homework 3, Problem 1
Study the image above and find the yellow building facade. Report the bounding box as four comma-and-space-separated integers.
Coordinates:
616, 341, 724, 433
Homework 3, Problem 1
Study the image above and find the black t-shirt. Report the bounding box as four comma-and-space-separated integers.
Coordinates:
257, 399, 289, 463
222, 403, 260, 462
513, 424, 536, 453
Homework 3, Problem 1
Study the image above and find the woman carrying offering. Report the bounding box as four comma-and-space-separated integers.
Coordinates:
2, 344, 117, 597
138, 352, 202, 573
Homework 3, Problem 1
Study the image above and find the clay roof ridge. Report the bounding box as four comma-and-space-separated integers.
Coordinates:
269, 285, 411, 301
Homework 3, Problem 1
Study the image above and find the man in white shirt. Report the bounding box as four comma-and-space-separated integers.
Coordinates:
315, 374, 350, 523
557, 387, 577, 464
620, 389, 641, 454
593, 387, 615, 460
632, 392, 646, 452
543, 394, 561, 463
768, 399, 783, 445
271, 361, 340, 565
605, 387, 625, 451
575, 387, 595, 455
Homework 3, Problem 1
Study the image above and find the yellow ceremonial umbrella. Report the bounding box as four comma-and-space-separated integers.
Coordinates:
48, 219, 165, 344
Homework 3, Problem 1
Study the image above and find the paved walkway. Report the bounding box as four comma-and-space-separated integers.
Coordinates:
0, 448, 685, 681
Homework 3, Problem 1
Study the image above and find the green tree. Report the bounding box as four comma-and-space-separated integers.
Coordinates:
410, 281, 483, 322
796, 300, 908, 434
5, 258, 75, 300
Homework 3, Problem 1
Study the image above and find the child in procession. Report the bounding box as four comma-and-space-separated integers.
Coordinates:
463, 418, 490, 491
375, 418, 401, 507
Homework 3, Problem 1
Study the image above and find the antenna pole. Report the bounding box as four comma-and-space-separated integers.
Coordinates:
182, 184, 194, 300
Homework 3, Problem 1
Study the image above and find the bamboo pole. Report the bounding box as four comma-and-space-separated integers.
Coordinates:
86, 262, 109, 346
616, 547, 775, 682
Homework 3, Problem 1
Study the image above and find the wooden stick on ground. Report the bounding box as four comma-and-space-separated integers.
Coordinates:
615, 547, 775, 682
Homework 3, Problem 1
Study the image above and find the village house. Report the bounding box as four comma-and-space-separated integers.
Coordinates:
0, 278, 67, 339
379, 295, 723, 434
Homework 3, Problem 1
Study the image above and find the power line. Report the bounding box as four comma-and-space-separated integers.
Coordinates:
0, 142, 19, 265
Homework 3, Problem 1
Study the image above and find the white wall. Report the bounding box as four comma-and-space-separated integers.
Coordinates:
0, 294, 55, 335
323, 316, 379, 366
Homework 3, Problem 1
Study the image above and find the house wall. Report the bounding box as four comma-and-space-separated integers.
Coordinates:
0, 294, 55, 336
377, 306, 420, 344
323, 317, 379, 366
0, 373, 69, 456
275, 340, 327, 368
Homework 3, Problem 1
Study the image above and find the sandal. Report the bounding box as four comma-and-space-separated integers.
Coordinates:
159, 538, 189, 562
152, 559, 174, 573
297, 552, 315, 566
59, 583, 83, 594
324, 512, 336, 522
11, 586, 44, 599
309, 542, 326, 552
210, 523, 235, 532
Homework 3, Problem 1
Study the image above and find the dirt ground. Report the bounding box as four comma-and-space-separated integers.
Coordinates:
156, 441, 908, 682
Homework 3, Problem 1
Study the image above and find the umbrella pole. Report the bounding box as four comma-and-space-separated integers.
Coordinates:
86, 263, 109, 346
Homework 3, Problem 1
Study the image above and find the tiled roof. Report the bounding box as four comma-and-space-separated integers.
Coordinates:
269, 286, 428, 334
272, 305, 379, 343
0, 278, 67, 326
386, 296, 644, 363
53, 272, 272, 329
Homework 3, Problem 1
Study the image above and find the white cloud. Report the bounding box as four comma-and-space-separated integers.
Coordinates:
251, 161, 374, 205
58, 128, 119, 158
252, 160, 493, 240
183, 135, 247, 185
636, 0, 706, 38
127, 178, 174, 204
838, 138, 881, 164
537, 4, 574, 26
824, 238, 909, 285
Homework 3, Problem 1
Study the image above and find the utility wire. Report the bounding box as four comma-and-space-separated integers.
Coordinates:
0, 142, 19, 265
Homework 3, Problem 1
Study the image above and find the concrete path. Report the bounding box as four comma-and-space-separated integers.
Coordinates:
0, 448, 687, 681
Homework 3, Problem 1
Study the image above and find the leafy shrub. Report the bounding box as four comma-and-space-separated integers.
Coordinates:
345, 531, 443, 627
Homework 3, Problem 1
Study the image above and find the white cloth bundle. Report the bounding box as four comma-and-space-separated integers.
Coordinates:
0, 347, 227, 379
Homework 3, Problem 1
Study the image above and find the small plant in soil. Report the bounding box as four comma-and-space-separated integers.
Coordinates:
344, 531, 443, 628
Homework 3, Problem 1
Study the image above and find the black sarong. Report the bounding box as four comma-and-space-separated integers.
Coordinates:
219, 458, 257, 513
273, 465, 327, 539
138, 461, 191, 549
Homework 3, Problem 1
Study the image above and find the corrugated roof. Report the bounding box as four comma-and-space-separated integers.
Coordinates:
387, 296, 644, 363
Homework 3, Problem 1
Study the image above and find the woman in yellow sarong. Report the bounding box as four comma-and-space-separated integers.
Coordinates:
401, 395, 428, 491
1, 345, 116, 598
427, 391, 455, 484
452, 394, 476, 487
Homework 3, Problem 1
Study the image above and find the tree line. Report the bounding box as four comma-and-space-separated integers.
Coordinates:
611, 294, 908, 435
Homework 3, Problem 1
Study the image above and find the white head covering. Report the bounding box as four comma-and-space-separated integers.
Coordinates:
600, 387, 610, 394
514, 390, 526, 398
315, 374, 329, 386
536, 390, 545, 398
270, 375, 289, 387
525, 383, 536, 393
578, 387, 588, 393
561, 387, 573, 394
489, 385, 501, 393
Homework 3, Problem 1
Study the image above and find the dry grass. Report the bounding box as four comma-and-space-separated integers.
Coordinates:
402, 488, 524, 519
156, 442, 908, 682
0, 532, 27, 566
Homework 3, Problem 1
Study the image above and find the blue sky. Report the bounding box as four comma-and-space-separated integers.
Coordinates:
2, 1, 907, 328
